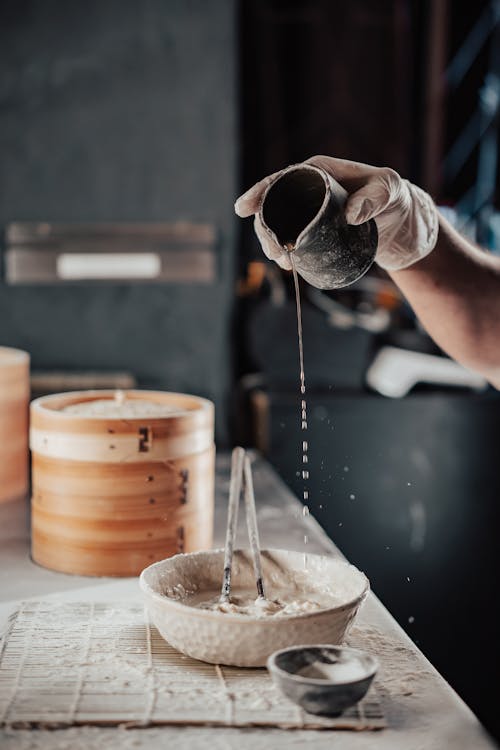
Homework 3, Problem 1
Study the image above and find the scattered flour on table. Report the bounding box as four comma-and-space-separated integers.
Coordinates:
348, 623, 433, 697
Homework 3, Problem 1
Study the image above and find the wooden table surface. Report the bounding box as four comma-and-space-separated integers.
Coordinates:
0, 453, 497, 749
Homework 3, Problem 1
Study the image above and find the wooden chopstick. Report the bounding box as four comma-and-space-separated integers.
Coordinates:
220, 446, 245, 602
243, 455, 266, 600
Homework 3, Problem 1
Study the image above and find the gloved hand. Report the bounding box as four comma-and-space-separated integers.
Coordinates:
234, 155, 439, 272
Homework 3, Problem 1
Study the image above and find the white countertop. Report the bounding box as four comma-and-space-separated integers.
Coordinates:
0, 453, 497, 749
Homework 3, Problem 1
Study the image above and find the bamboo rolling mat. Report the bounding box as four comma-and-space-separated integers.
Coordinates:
0, 602, 385, 730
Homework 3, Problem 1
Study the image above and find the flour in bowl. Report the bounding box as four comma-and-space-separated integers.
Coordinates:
183, 587, 336, 618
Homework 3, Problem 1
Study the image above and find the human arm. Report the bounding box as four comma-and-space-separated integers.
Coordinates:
388, 214, 500, 388
235, 155, 500, 388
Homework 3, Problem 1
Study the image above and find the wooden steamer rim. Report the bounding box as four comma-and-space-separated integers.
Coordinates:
0, 346, 30, 400
0, 346, 29, 366
30, 389, 215, 463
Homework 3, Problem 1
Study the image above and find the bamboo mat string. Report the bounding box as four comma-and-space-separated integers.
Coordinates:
358, 693, 366, 728
0, 602, 37, 724
68, 602, 95, 723
215, 664, 235, 725
296, 704, 306, 727
142, 606, 157, 725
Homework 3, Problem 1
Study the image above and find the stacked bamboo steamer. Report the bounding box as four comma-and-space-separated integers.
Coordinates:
0, 346, 30, 503
30, 390, 215, 576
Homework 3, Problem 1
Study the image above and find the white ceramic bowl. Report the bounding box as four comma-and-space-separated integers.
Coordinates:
140, 548, 369, 667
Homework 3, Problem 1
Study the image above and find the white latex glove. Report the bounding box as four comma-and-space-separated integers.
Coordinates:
234, 155, 439, 272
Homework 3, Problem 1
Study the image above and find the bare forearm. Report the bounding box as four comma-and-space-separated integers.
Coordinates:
388, 215, 500, 387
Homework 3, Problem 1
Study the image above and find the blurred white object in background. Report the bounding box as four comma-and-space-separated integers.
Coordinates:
366, 346, 487, 398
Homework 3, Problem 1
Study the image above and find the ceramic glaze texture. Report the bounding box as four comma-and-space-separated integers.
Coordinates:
140, 549, 369, 667
267, 645, 378, 716
259, 165, 378, 289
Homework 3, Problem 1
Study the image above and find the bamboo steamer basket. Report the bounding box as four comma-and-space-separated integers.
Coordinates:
0, 346, 30, 504
30, 390, 215, 576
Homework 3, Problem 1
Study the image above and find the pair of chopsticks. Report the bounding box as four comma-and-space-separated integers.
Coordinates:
220, 447, 266, 603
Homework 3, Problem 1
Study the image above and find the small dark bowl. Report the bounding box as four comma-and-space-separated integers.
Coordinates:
267, 644, 378, 716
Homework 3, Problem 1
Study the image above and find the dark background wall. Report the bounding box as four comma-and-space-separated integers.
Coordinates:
0, 0, 237, 441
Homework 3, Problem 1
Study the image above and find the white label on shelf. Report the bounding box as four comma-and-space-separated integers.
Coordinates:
56, 253, 161, 280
